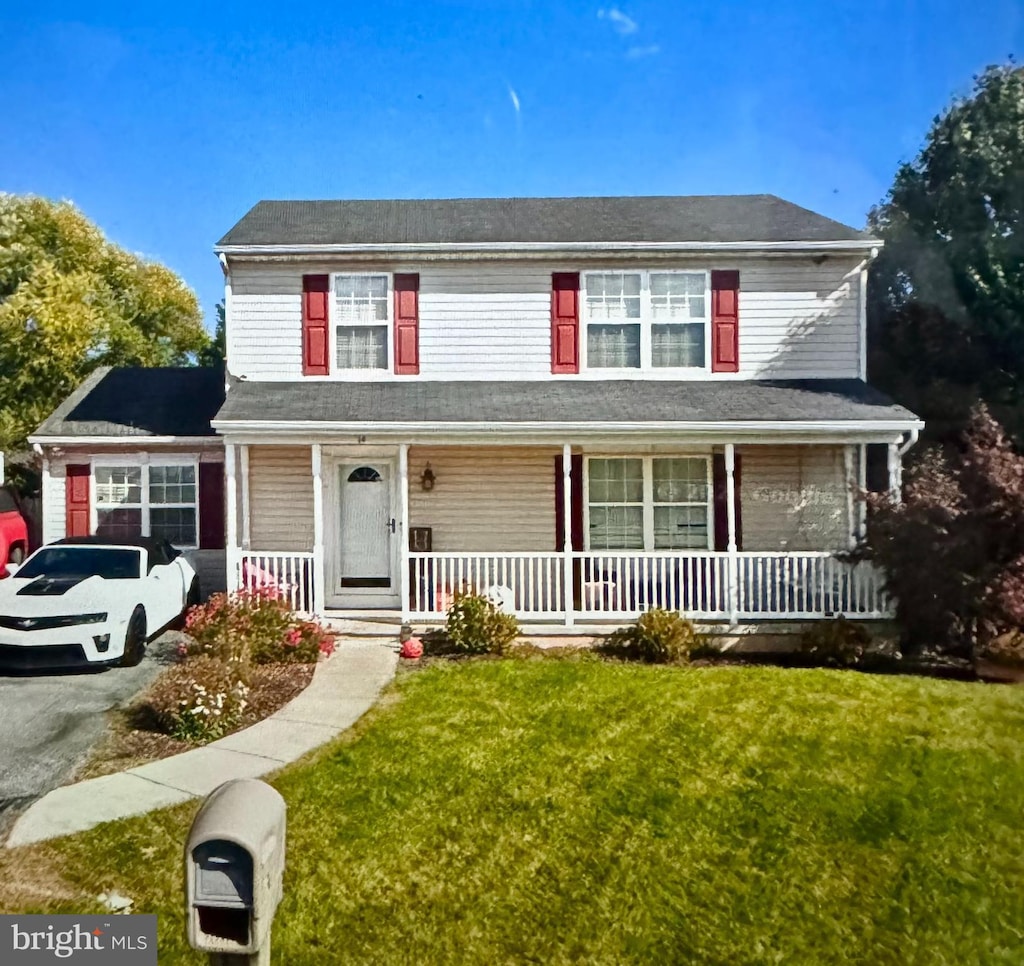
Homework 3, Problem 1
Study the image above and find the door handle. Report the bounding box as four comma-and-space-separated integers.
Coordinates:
388, 519, 397, 534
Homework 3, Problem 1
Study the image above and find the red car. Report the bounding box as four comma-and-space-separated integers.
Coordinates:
0, 486, 29, 568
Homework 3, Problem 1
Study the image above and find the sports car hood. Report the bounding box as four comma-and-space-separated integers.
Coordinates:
0, 575, 129, 614
15, 575, 92, 596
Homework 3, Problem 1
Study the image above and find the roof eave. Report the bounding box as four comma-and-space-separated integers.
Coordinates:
210, 417, 923, 438
215, 239, 882, 259
29, 434, 222, 447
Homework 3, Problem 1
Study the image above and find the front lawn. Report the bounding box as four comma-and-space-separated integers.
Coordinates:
4, 658, 1024, 964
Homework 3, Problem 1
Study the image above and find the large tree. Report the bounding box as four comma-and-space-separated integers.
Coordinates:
868, 64, 1024, 444
0, 194, 210, 451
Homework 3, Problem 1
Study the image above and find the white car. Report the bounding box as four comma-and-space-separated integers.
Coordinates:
0, 537, 200, 670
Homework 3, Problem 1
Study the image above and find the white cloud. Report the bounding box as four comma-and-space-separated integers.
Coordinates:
626, 44, 661, 59
508, 86, 521, 115
597, 7, 638, 35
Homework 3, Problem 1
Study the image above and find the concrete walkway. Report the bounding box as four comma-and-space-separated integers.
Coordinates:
5, 640, 398, 849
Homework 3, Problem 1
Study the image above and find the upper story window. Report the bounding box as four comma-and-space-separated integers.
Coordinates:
583, 270, 709, 370
334, 274, 390, 370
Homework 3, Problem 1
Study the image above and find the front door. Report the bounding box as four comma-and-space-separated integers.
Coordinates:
335, 461, 398, 606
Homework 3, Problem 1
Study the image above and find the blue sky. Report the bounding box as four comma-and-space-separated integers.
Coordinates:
1, 1, 1020, 331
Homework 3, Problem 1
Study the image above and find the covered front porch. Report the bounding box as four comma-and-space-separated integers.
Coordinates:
221, 438, 901, 626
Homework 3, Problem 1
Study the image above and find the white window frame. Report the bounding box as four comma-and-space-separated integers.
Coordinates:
89, 454, 201, 549
581, 269, 712, 372
583, 455, 714, 551
331, 272, 393, 373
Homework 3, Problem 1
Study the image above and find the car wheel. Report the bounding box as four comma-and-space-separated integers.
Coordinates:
120, 606, 147, 667
8, 546, 24, 565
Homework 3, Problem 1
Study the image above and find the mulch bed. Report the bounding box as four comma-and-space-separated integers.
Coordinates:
75, 662, 316, 782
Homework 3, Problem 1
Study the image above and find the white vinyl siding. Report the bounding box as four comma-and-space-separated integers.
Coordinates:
247, 446, 314, 551
227, 257, 862, 381
740, 445, 851, 551
408, 446, 556, 551
42, 459, 67, 545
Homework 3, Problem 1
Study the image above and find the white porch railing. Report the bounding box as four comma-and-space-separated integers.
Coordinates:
409, 552, 566, 619
228, 549, 891, 622
407, 550, 891, 622
229, 550, 316, 615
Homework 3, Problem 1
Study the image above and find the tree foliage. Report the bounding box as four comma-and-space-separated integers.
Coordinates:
197, 301, 226, 367
868, 64, 1024, 443
864, 405, 1024, 657
0, 194, 210, 451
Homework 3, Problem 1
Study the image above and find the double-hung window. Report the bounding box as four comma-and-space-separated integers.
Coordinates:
583, 270, 709, 370
334, 274, 390, 370
93, 460, 198, 548
587, 457, 711, 550
94, 467, 143, 541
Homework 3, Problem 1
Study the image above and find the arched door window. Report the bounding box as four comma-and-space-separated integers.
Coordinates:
347, 466, 382, 483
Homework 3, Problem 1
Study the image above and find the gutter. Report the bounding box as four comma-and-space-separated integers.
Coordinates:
215, 239, 883, 259
28, 435, 223, 447
211, 417, 925, 437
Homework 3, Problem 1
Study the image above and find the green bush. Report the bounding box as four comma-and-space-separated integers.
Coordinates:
798, 617, 871, 668
443, 593, 520, 656
601, 609, 697, 664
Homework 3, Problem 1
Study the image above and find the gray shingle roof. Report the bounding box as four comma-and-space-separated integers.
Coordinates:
33, 367, 225, 439
213, 380, 919, 427
217, 196, 874, 248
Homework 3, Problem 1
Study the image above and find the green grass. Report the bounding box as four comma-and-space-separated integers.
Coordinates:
5, 658, 1024, 964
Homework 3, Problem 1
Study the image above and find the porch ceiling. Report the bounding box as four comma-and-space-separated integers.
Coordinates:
213, 379, 921, 438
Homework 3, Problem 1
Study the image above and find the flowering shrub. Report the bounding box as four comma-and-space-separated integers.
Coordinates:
145, 656, 250, 744
183, 590, 335, 665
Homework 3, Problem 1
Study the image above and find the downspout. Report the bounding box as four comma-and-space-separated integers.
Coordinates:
897, 428, 919, 457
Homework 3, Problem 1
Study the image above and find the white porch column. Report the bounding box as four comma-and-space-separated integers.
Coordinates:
311, 443, 325, 617
225, 443, 239, 592
725, 443, 739, 625
399, 443, 410, 622
886, 442, 901, 504
240, 444, 251, 550
843, 445, 856, 549
562, 443, 574, 628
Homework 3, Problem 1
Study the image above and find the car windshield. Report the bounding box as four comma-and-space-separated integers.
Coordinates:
16, 547, 141, 580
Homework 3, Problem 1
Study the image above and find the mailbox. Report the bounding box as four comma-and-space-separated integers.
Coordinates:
185, 778, 286, 958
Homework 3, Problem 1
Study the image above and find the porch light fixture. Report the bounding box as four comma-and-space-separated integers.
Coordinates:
420, 463, 436, 491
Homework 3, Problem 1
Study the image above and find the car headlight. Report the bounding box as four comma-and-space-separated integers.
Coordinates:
77, 612, 109, 624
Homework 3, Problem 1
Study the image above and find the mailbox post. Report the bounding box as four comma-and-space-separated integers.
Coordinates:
185, 779, 287, 966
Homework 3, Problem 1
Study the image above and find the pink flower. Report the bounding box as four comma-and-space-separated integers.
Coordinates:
284, 628, 303, 648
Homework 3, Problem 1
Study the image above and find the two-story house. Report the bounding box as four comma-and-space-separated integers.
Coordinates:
30, 195, 923, 627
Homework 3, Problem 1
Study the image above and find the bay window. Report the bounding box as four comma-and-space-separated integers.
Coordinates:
94, 460, 198, 548
334, 273, 389, 370
584, 270, 709, 370
587, 456, 711, 550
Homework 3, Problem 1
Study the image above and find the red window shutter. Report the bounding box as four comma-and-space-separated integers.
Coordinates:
65, 464, 90, 537
199, 463, 226, 550
302, 274, 330, 376
393, 274, 420, 375
712, 453, 742, 551
551, 273, 580, 374
711, 270, 740, 373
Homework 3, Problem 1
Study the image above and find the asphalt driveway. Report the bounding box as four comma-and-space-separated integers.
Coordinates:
0, 633, 178, 838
